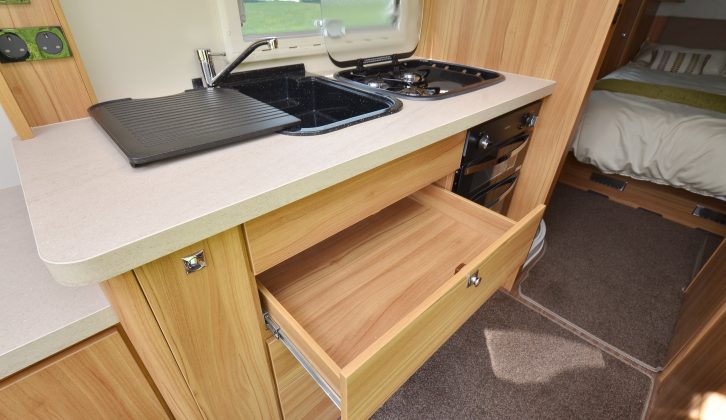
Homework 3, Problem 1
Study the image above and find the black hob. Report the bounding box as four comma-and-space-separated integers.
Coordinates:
334, 59, 504, 100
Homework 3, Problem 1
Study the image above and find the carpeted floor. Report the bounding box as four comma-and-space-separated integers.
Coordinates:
519, 184, 721, 370
373, 292, 652, 420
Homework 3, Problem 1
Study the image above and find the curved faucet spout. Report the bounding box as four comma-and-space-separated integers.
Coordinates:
196, 38, 278, 88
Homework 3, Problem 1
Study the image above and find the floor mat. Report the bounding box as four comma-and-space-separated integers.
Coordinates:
519, 184, 721, 370
373, 292, 652, 420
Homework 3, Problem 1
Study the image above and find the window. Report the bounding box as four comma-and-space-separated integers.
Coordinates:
241, 0, 322, 39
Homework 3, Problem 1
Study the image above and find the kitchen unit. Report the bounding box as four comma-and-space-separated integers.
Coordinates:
10, 73, 553, 419
5, 0, 681, 418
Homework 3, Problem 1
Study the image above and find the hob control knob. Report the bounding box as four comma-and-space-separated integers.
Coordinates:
478, 134, 491, 150
523, 113, 538, 128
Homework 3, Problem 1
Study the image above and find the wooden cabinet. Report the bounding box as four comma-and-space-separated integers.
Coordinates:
101, 134, 543, 420
0, 327, 169, 419
246, 135, 543, 419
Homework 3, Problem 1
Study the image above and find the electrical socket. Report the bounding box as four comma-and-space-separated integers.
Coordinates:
0, 26, 71, 63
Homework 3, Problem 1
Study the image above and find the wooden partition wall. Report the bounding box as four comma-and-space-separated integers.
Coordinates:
418, 0, 620, 221
0, 0, 95, 139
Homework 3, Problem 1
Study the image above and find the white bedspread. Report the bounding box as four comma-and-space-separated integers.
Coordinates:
571, 63, 726, 199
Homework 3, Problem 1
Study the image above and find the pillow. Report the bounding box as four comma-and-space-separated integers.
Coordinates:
634, 43, 726, 76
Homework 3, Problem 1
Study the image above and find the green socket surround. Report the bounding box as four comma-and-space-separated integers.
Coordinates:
0, 26, 71, 62
0, 0, 31, 4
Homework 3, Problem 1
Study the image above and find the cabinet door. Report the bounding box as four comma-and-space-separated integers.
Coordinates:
133, 226, 281, 419
0, 328, 169, 419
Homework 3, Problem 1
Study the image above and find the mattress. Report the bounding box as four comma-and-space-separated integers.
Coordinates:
571, 63, 726, 199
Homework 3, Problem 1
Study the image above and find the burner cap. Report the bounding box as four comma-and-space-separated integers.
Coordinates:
401, 72, 423, 84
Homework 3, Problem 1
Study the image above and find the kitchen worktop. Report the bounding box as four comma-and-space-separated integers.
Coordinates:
0, 186, 117, 379
12, 71, 554, 286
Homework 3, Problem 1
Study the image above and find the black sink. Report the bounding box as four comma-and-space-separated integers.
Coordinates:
202, 65, 402, 135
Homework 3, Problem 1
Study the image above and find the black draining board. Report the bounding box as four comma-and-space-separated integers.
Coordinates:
89, 88, 300, 166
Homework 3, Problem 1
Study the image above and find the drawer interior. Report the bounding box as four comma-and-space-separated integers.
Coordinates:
257, 186, 516, 390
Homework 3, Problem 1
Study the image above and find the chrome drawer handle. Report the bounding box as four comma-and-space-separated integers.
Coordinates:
467, 271, 481, 288
181, 250, 206, 274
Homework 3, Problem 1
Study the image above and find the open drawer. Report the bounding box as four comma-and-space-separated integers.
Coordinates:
257, 185, 544, 419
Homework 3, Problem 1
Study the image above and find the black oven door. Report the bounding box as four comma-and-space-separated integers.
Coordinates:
454, 133, 529, 195
471, 172, 519, 212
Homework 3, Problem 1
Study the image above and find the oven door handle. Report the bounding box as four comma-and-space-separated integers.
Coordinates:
472, 175, 518, 208
463, 135, 530, 176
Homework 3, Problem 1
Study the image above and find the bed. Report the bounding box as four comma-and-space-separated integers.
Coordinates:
571, 61, 726, 200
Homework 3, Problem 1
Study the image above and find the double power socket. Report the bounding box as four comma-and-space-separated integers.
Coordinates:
0, 26, 70, 63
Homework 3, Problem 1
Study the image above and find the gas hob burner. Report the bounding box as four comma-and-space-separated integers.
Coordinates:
335, 59, 504, 100
400, 71, 423, 85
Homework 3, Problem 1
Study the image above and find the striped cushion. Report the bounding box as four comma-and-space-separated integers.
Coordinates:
647, 49, 711, 75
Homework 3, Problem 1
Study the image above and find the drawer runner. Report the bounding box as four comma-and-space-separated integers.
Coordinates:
263, 312, 342, 410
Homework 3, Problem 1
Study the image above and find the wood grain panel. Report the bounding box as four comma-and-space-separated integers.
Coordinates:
267, 337, 339, 420
342, 205, 544, 419
246, 133, 465, 273
651, 312, 726, 419
0, 328, 169, 419
665, 240, 726, 366
101, 272, 204, 420
559, 154, 726, 236
419, 0, 620, 221
0, 0, 95, 129
133, 227, 280, 420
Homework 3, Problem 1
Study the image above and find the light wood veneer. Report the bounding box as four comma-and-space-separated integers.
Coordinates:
133, 227, 281, 419
246, 132, 465, 274
259, 185, 544, 419
0, 327, 169, 419
101, 272, 203, 420
267, 337, 339, 420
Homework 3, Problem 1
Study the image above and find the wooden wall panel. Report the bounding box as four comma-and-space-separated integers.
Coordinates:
133, 227, 281, 419
0, 327, 170, 419
419, 0, 620, 221
0, 0, 95, 131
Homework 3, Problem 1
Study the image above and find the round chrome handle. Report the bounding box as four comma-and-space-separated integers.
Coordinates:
467, 273, 481, 288
478, 134, 491, 150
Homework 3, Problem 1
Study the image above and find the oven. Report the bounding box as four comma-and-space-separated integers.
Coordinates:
452, 101, 542, 214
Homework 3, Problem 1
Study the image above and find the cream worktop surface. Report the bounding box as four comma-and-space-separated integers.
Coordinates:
0, 186, 117, 380
12, 71, 554, 286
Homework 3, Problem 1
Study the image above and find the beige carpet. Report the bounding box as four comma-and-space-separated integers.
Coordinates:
520, 184, 721, 370
373, 292, 652, 420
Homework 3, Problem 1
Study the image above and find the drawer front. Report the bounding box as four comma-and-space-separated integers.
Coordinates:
341, 204, 544, 419
246, 133, 465, 274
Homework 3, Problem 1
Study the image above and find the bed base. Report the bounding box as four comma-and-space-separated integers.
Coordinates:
558, 154, 726, 237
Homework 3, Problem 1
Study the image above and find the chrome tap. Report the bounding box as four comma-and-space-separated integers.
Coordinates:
196, 38, 278, 88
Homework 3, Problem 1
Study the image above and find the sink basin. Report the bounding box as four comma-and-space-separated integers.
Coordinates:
213, 65, 402, 135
